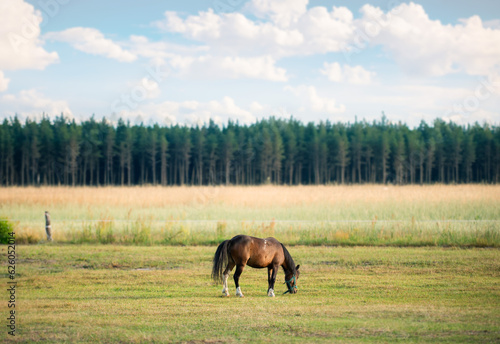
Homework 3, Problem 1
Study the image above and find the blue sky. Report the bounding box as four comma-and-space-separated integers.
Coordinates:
1, 0, 499, 127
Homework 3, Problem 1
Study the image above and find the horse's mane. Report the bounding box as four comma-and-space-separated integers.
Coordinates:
281, 243, 296, 274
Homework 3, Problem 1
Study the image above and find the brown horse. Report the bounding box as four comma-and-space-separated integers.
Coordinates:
212, 235, 300, 297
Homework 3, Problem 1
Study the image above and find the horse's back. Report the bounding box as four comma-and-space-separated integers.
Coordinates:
230, 235, 279, 245
229, 235, 283, 268
230, 234, 253, 244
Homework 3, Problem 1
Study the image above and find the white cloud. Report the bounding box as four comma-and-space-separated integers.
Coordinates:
364, 84, 471, 112
171, 55, 288, 81
124, 77, 161, 100
346, 79, 500, 127
153, 7, 352, 57
156, 10, 222, 41
0, 71, 10, 92
126, 35, 209, 61
218, 55, 287, 81
0, 0, 59, 70
285, 85, 346, 114
115, 96, 257, 126
102, 34, 287, 81
321, 62, 343, 82
45, 27, 137, 62
250, 101, 264, 113
358, 3, 500, 76
321, 62, 374, 85
116, 102, 177, 127
295, 6, 354, 55
203, 96, 256, 124
488, 73, 500, 96
154, 1, 500, 78
245, 0, 308, 27
442, 109, 498, 126
0, 89, 72, 119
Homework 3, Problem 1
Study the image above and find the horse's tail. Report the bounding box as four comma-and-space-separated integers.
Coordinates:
212, 239, 230, 282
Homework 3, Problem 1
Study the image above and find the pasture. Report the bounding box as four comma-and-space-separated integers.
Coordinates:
1, 185, 499, 342
3, 245, 499, 343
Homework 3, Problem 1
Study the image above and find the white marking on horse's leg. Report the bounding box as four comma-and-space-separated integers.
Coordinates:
236, 286, 244, 297
267, 288, 275, 297
222, 273, 230, 296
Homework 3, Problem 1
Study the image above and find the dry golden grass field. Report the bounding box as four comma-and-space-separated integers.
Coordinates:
0, 184, 499, 246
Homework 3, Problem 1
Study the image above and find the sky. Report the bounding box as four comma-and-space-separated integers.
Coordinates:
1, 0, 500, 127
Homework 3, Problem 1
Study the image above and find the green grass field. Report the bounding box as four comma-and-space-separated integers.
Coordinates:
2, 245, 499, 343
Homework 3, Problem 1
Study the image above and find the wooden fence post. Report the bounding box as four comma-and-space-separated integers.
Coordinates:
45, 211, 52, 242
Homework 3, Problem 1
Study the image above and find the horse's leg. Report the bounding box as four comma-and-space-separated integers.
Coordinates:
234, 264, 245, 297
267, 267, 275, 297
222, 261, 235, 297
268, 264, 279, 297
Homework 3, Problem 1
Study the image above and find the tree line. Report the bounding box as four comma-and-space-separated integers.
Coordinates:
0, 115, 499, 186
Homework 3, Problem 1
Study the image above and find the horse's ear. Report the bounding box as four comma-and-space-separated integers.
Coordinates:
296, 264, 300, 270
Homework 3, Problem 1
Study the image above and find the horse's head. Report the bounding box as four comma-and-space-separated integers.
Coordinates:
284, 264, 300, 294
